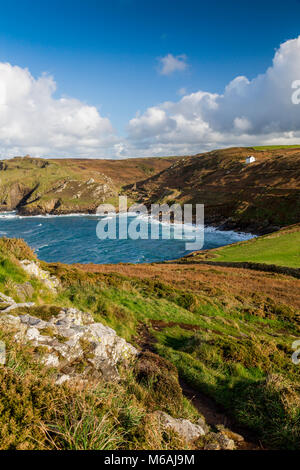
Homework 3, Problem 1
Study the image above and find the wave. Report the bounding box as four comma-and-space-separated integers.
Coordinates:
36, 244, 49, 251
0, 210, 254, 240
129, 213, 253, 242
0, 211, 104, 220
0, 210, 254, 254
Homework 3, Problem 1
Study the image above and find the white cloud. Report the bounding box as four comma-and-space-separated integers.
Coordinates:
158, 54, 188, 75
127, 36, 300, 156
0, 62, 118, 158
3, 36, 300, 159
234, 116, 252, 132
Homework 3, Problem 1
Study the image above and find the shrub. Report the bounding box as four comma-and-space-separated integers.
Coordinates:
134, 351, 184, 415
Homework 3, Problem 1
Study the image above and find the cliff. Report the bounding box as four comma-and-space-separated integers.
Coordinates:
1, 146, 300, 232
125, 147, 300, 234
0, 155, 178, 215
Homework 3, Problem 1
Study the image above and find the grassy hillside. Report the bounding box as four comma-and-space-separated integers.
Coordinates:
0, 237, 300, 449
52, 257, 300, 449
0, 238, 200, 450
126, 146, 300, 234
185, 225, 300, 269
0, 156, 178, 215
1, 147, 299, 231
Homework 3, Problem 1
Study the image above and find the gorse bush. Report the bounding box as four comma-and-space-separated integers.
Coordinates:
0, 237, 36, 262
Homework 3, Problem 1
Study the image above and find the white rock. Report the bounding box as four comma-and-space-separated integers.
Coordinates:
0, 314, 21, 327
19, 314, 47, 329
55, 374, 71, 385
43, 353, 60, 367
0, 305, 138, 382
155, 411, 206, 442
20, 260, 60, 292
26, 327, 41, 341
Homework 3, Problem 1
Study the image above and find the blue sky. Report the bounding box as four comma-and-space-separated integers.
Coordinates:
1, 0, 300, 157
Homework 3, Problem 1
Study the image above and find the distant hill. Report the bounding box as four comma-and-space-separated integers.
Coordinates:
1, 147, 300, 231
126, 147, 300, 234
0, 155, 178, 215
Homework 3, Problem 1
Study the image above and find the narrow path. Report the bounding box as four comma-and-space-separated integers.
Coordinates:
179, 379, 262, 450
136, 322, 264, 450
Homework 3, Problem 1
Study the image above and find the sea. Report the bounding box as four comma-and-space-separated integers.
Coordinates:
0, 211, 253, 264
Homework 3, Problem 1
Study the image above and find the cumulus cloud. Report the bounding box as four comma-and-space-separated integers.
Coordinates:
158, 54, 188, 75
0, 62, 118, 158
3, 36, 300, 159
127, 36, 300, 156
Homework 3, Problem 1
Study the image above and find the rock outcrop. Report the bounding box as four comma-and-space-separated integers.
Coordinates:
20, 260, 60, 292
0, 306, 137, 383
154, 411, 244, 450
0, 291, 34, 313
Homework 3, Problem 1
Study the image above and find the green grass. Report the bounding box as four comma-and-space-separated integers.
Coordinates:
252, 145, 300, 150
0, 238, 55, 303
210, 229, 300, 268
1, 238, 300, 449
49, 264, 300, 448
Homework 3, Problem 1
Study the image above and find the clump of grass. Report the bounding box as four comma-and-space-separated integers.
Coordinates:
134, 351, 185, 417
0, 257, 27, 286
232, 374, 300, 450
14, 305, 63, 322
0, 237, 36, 262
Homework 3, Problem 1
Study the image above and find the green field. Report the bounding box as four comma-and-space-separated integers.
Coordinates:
252, 145, 300, 150
210, 227, 300, 268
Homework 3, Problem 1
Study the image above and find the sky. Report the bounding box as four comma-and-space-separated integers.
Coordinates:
1, 0, 300, 157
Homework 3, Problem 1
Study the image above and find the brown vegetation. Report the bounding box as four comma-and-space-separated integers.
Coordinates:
126, 146, 300, 233
76, 262, 300, 312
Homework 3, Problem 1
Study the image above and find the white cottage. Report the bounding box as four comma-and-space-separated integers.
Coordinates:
245, 155, 256, 164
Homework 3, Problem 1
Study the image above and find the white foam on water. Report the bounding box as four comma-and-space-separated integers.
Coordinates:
36, 244, 49, 251
0, 211, 104, 219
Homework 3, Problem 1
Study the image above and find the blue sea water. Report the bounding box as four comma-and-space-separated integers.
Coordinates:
0, 212, 253, 264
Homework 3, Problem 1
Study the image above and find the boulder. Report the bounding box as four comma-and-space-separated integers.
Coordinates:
154, 411, 206, 443
203, 431, 236, 450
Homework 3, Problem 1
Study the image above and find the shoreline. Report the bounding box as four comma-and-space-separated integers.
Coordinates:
0, 209, 255, 237
0, 209, 255, 265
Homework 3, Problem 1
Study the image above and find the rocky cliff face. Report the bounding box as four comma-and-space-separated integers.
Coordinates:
2, 148, 299, 232
18, 177, 118, 215
0, 155, 177, 215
